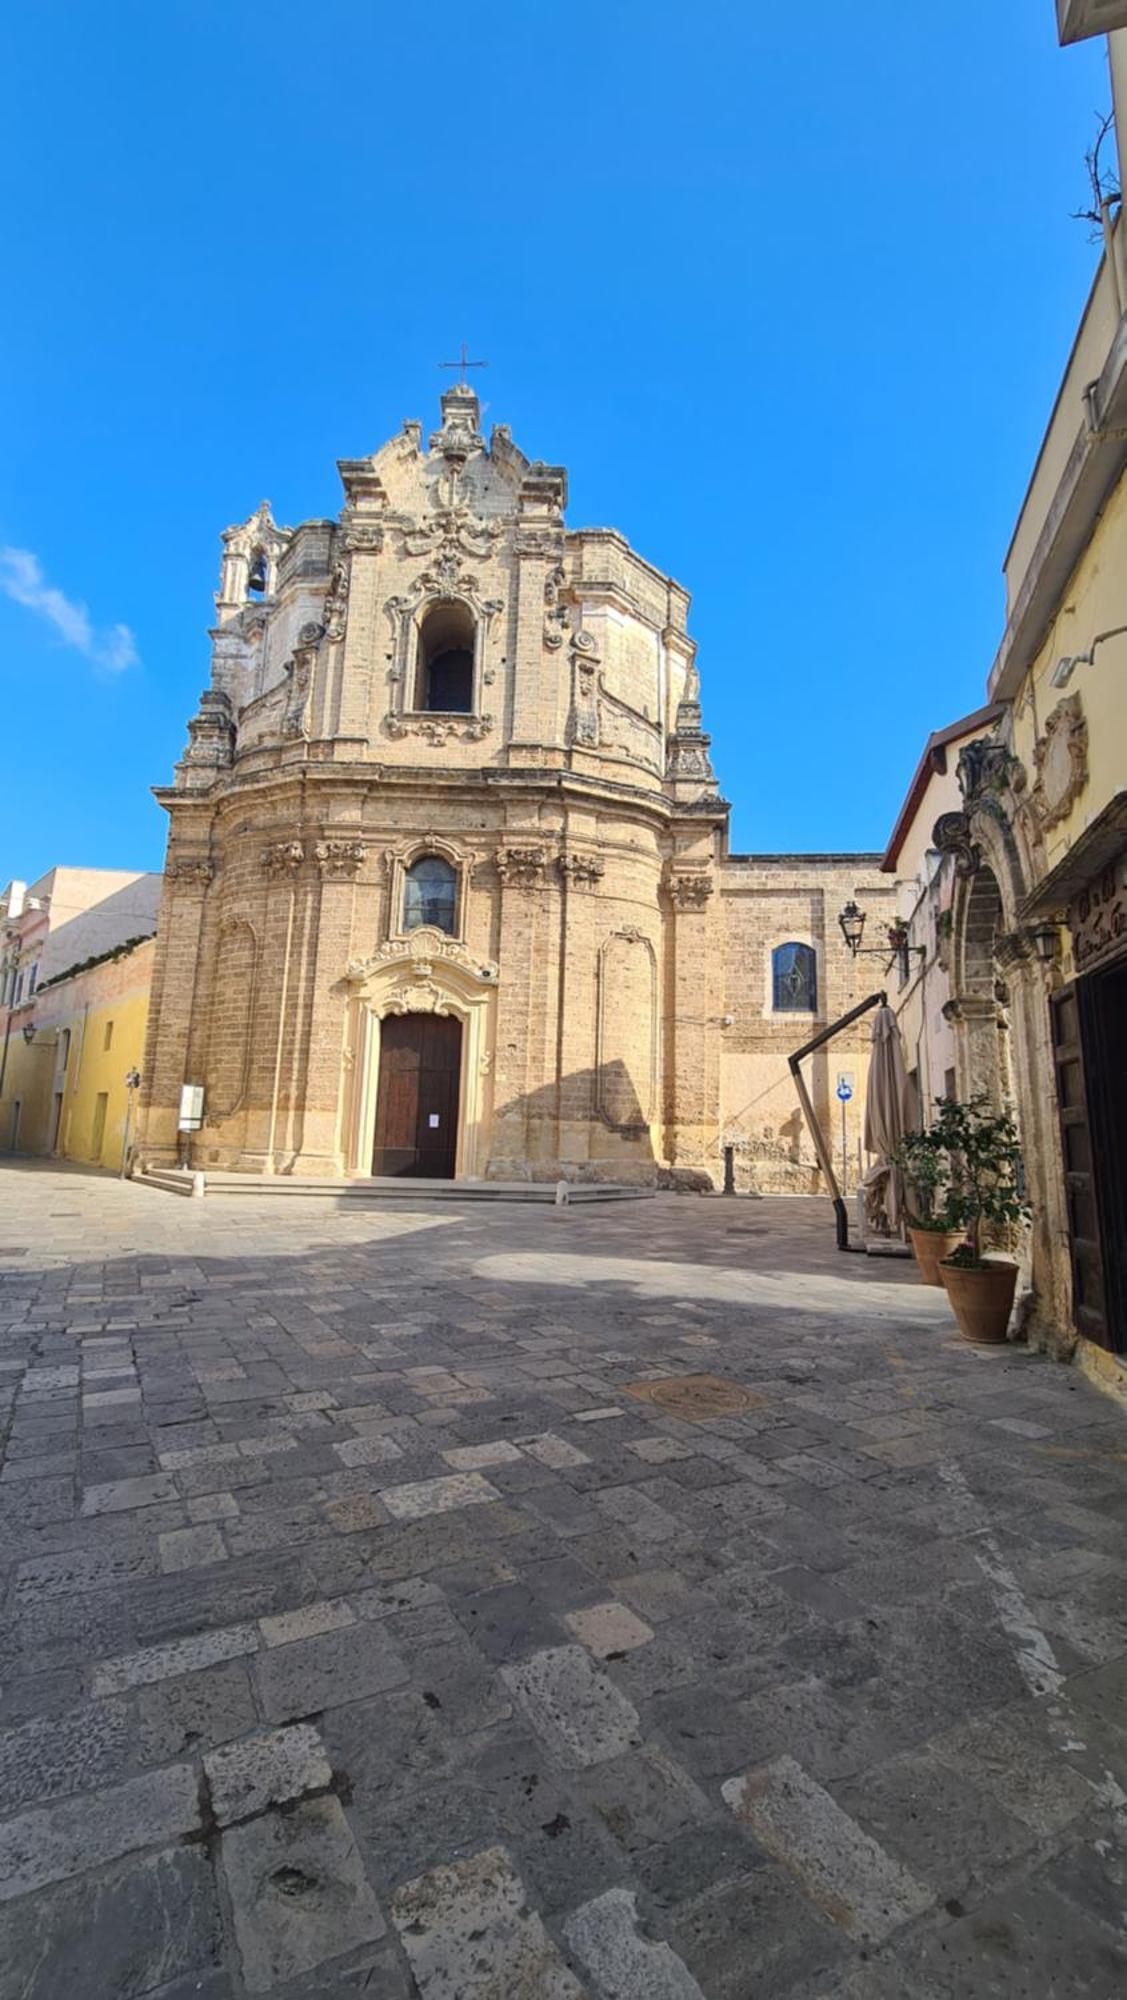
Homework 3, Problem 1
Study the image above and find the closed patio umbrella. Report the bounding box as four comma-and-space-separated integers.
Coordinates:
862, 1004, 916, 1233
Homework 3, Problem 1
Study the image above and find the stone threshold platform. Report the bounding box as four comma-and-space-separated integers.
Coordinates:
135, 1168, 654, 1204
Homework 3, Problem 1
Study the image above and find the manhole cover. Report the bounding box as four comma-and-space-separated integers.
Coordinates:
624, 1372, 761, 1421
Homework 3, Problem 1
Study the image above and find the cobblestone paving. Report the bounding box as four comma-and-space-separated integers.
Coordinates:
1, 1159, 1126, 1998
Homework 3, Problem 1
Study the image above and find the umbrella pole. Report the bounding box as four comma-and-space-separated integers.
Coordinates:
787, 991, 887, 1253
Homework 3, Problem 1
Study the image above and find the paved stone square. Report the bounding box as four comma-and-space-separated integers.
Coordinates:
1, 1160, 1126, 1997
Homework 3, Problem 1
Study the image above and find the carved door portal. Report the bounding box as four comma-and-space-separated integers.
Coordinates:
1050, 986, 1108, 1349
371, 1014, 461, 1178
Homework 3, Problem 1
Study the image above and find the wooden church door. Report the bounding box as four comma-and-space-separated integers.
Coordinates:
371, 1014, 461, 1177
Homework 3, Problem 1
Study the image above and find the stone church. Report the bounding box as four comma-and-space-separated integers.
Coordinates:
138, 384, 895, 1188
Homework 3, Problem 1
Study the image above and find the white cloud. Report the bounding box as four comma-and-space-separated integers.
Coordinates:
0, 545, 138, 674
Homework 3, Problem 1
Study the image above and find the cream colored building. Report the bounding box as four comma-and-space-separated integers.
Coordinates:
880, 705, 1002, 1119
137, 384, 896, 1192
0, 868, 160, 1155
889, 5, 1127, 1365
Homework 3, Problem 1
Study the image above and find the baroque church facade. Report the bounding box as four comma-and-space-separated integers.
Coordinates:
138, 385, 895, 1188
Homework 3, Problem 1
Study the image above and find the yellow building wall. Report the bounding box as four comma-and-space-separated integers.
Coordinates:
0, 1031, 54, 1153
57, 982, 151, 1169
1, 940, 156, 1169
1011, 468, 1127, 972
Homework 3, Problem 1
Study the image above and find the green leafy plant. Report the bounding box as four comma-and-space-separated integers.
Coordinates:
892, 1126, 955, 1232
929, 1095, 1029, 1266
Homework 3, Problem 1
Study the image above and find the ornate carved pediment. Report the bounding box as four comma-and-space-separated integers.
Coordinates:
348, 928, 498, 986
261, 840, 305, 877
932, 811, 981, 880
1030, 694, 1088, 831
385, 978, 449, 1015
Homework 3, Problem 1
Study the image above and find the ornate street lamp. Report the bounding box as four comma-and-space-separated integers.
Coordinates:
838, 901, 866, 952
838, 902, 925, 983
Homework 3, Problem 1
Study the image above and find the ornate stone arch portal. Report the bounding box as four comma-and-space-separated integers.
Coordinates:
343, 929, 498, 1179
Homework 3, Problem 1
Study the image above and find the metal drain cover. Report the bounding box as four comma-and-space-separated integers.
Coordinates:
625, 1372, 761, 1420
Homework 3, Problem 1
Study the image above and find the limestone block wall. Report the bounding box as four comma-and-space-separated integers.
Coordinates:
717, 855, 899, 1195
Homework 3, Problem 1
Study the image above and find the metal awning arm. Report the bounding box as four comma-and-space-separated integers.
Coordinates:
787, 989, 886, 1251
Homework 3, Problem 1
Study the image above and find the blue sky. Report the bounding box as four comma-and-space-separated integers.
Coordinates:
0, 1, 1110, 870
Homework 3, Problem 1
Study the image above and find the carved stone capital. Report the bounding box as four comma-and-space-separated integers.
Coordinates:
957, 735, 1021, 806
557, 851, 605, 888
993, 929, 1033, 971
315, 839, 367, 880
261, 840, 305, 878
497, 845, 547, 888
669, 871, 714, 909
166, 857, 214, 889
942, 995, 998, 1026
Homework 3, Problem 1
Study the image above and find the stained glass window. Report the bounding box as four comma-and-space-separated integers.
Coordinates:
772, 941, 816, 1012
403, 855, 457, 935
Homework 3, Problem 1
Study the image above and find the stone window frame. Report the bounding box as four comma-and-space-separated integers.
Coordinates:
401, 594, 488, 723
384, 834, 476, 947
384, 584, 503, 737
766, 937, 821, 1019
410, 597, 478, 716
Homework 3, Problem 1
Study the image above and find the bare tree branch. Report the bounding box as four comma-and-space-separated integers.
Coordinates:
1071, 107, 1121, 240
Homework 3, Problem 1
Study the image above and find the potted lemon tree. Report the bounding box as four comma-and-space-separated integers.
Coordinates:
932, 1096, 1029, 1343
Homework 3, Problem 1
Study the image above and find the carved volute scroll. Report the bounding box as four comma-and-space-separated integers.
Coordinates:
932, 811, 981, 881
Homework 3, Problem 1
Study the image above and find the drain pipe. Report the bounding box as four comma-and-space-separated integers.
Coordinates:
788, 990, 886, 1252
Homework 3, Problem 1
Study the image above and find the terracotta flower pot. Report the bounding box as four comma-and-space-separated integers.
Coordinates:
939, 1258, 1019, 1344
908, 1227, 967, 1287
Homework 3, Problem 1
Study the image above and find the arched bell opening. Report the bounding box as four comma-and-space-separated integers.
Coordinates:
417, 600, 475, 713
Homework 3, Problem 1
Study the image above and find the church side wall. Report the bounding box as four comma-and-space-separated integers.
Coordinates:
717, 857, 899, 1195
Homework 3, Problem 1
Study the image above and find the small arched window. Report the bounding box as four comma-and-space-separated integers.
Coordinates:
772, 941, 817, 1013
417, 601, 475, 714
247, 549, 269, 598
403, 855, 457, 935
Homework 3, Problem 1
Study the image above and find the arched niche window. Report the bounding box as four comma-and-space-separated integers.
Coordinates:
417, 601, 475, 714
403, 854, 457, 935
247, 549, 269, 599
772, 941, 817, 1013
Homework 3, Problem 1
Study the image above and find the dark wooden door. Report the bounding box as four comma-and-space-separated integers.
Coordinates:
1077, 961, 1127, 1354
372, 1014, 461, 1178
1050, 986, 1108, 1347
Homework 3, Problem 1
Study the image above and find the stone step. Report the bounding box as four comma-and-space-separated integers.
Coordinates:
132, 1171, 653, 1205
